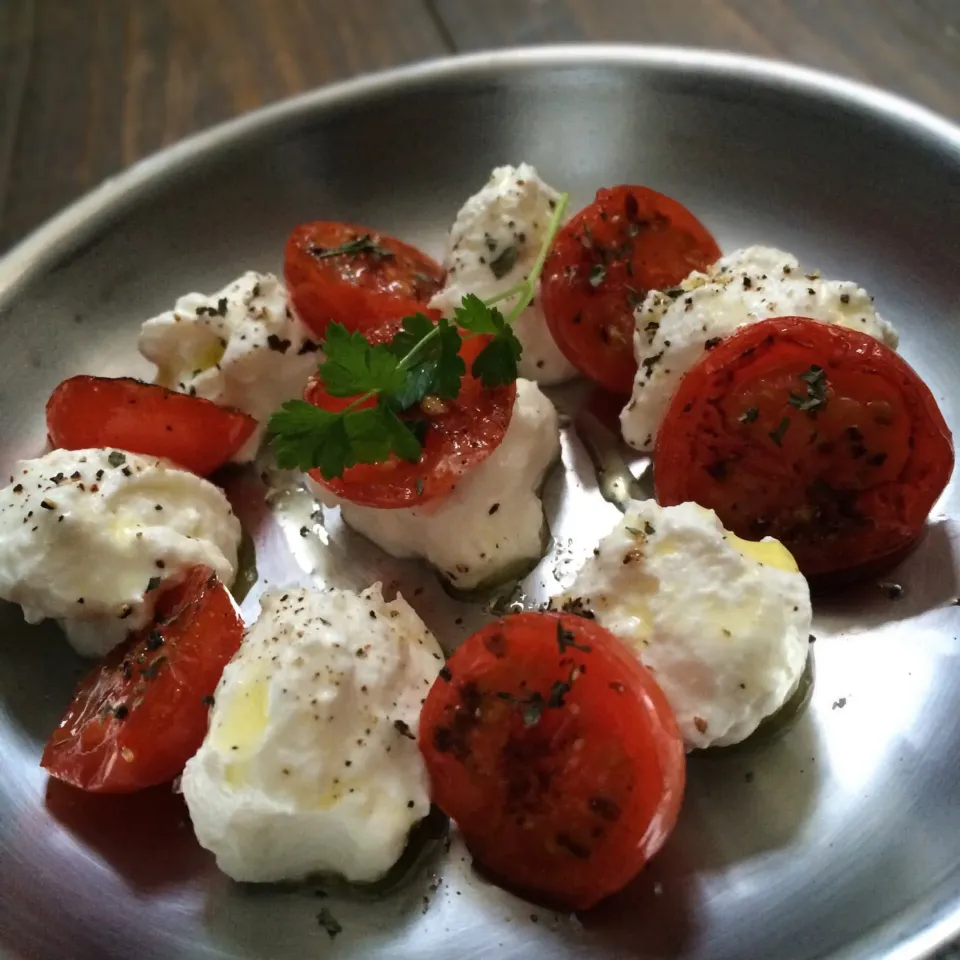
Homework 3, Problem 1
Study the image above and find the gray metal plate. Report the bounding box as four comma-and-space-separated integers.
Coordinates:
1, 46, 959, 960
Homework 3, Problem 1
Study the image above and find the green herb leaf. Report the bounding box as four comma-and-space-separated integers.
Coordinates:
739, 407, 759, 424
388, 314, 465, 404
380, 403, 423, 463
268, 401, 355, 477
394, 360, 438, 407
454, 294, 523, 387
426, 320, 467, 399
471, 328, 522, 387
315, 419, 354, 479
267, 397, 425, 480
386, 311, 439, 355
342, 405, 394, 464
407, 417, 430, 445
453, 293, 505, 336
317, 323, 406, 398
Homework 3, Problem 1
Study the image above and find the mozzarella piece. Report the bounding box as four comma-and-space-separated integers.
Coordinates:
182, 584, 442, 884
312, 379, 560, 592
139, 271, 319, 461
620, 246, 900, 451
429, 164, 577, 385
558, 500, 811, 750
0, 448, 240, 657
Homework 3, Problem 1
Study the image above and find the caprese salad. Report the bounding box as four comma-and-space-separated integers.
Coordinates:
0, 163, 953, 917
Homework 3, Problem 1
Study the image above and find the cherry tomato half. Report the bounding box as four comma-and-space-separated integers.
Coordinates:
419, 612, 685, 911
306, 312, 515, 509
285, 221, 445, 339
655, 317, 954, 579
541, 185, 720, 395
41, 568, 244, 793
46, 376, 256, 476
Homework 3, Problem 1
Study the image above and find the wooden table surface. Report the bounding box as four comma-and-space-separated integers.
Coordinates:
1, 0, 959, 252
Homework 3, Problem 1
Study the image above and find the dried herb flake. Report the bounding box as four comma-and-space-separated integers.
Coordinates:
393, 719, 416, 740
588, 264, 606, 288
489, 245, 519, 279
556, 620, 591, 654
310, 234, 393, 261
317, 908, 343, 940
788, 364, 829, 414
769, 417, 791, 446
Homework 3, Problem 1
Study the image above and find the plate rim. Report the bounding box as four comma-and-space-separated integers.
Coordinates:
2, 44, 960, 307
1, 43, 959, 960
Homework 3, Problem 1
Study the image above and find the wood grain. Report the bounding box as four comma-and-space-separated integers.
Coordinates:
432, 0, 960, 119
3, 0, 960, 252
0, 0, 450, 251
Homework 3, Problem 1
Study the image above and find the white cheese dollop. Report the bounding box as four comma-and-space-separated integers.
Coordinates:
429, 164, 577, 385
312, 379, 560, 592
620, 246, 900, 451
558, 500, 811, 750
182, 584, 443, 884
0, 448, 240, 657
139, 271, 319, 462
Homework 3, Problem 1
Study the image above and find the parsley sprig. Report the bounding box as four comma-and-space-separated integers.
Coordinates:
269, 192, 570, 478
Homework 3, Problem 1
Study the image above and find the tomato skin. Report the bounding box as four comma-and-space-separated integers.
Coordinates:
41, 568, 243, 794
419, 612, 685, 911
46, 376, 256, 476
655, 317, 954, 579
541, 185, 720, 395
306, 313, 516, 509
285, 221, 445, 339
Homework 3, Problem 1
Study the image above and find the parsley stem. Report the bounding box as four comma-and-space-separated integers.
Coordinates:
481, 191, 570, 322
333, 389, 377, 417
482, 280, 527, 310
396, 324, 442, 372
